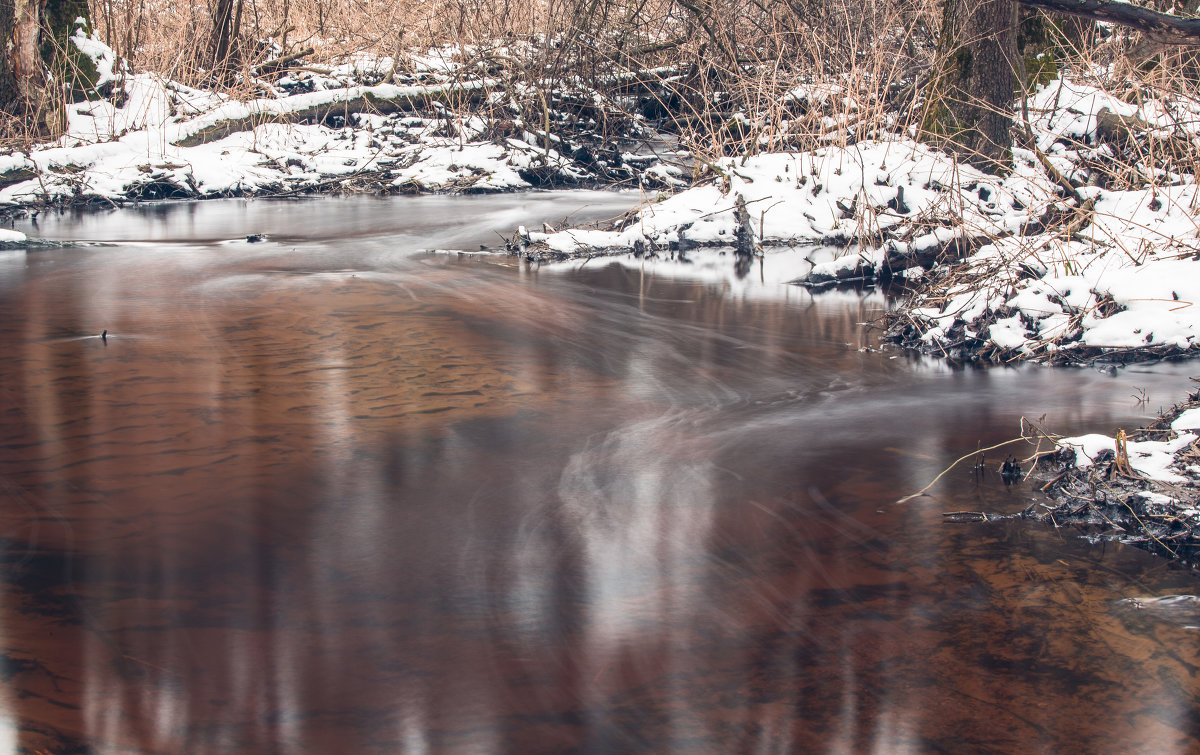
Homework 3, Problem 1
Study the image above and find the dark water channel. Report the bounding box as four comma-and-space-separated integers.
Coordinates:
2, 194, 1199, 753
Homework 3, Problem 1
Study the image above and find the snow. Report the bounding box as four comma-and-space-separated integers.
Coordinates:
4, 35, 1200, 373
1138, 491, 1176, 506
1172, 408, 1200, 431
0, 229, 27, 243
528, 141, 1019, 256
0, 39, 641, 209
70, 20, 121, 90
1059, 432, 1198, 483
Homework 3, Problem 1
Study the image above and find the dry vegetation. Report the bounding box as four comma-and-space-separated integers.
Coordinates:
8, 1, 1198, 174
4, 2, 1199, 245
56, 2, 1196, 164
1, 0, 943, 155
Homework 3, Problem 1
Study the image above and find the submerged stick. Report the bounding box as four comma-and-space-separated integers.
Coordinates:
896, 437, 1030, 504
942, 511, 990, 522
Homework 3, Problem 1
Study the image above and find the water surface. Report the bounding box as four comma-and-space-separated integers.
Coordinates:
2, 195, 1198, 753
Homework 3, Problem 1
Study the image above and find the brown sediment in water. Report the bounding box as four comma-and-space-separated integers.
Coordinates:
0, 198, 1198, 753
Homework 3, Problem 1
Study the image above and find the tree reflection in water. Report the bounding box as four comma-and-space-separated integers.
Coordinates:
0, 197, 1197, 753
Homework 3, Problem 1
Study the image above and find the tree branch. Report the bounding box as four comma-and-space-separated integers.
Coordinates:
1019, 0, 1200, 44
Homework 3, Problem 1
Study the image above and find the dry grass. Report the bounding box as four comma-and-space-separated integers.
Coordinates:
3, 1, 1197, 198
59, 0, 948, 166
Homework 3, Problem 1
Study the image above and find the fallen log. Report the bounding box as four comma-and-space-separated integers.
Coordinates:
1019, 0, 1200, 45
0, 167, 36, 189
173, 81, 494, 148
254, 47, 316, 77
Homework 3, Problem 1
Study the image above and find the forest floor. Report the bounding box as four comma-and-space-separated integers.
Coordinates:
4, 32, 1200, 566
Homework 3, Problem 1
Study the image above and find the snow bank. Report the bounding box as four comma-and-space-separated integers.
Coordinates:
1172, 409, 1200, 431
1058, 432, 1198, 483
0, 41, 659, 210
527, 74, 1200, 366
527, 139, 1037, 254
882, 78, 1200, 363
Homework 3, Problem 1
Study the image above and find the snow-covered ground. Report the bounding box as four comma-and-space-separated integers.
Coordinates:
531, 77, 1200, 366
1060, 430, 1197, 483
5, 30, 1196, 369
0, 228, 27, 245
0, 34, 678, 210
1038, 396, 1200, 566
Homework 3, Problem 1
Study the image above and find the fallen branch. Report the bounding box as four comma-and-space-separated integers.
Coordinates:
943, 511, 991, 522
897, 436, 1033, 504
254, 47, 316, 77
1019, 0, 1200, 45
173, 81, 495, 148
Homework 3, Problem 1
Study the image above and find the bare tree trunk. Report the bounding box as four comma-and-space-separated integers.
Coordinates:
12, 0, 45, 106
1018, 0, 1200, 43
920, 0, 1200, 171
0, 0, 20, 113
1, 0, 48, 119
209, 0, 238, 81
922, 0, 1020, 172
2, 0, 96, 128
1126, 0, 1200, 64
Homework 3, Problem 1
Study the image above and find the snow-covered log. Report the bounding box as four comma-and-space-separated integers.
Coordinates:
174, 81, 493, 148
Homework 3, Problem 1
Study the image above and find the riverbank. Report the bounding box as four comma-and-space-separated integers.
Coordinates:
6, 36, 1199, 376
524, 73, 1200, 368
0, 38, 683, 218
1024, 391, 1200, 569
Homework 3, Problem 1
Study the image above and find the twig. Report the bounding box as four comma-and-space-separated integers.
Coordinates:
897, 436, 1032, 504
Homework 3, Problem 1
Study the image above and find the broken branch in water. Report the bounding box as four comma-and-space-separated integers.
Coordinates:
942, 511, 990, 522
896, 435, 1032, 504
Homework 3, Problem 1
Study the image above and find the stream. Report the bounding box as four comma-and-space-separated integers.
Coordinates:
2, 193, 1198, 753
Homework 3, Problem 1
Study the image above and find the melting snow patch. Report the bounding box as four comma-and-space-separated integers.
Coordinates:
1172, 408, 1200, 431
1059, 432, 1197, 482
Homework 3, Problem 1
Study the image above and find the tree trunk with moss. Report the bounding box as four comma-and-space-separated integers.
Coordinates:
921, 0, 1020, 173
922, 0, 1197, 172
42, 0, 100, 101
1018, 9, 1095, 88
0, 0, 96, 123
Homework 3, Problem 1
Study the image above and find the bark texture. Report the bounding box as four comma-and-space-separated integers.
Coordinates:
12, 0, 44, 106
922, 0, 1020, 172
0, 0, 18, 113
208, 0, 242, 83
0, 0, 45, 116
2, 0, 96, 119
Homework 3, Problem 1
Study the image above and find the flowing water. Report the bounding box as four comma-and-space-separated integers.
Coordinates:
2, 194, 1198, 754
